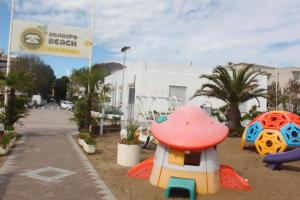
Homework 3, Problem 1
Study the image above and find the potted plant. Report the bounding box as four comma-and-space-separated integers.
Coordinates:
105, 106, 123, 120
4, 125, 16, 148
78, 130, 89, 147
7, 131, 16, 148
82, 134, 96, 154
0, 134, 10, 155
71, 98, 87, 131
117, 122, 142, 167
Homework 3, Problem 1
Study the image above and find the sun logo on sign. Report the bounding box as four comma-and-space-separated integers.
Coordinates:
21, 28, 45, 50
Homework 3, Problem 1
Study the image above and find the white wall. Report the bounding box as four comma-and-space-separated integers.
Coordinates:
104, 61, 267, 123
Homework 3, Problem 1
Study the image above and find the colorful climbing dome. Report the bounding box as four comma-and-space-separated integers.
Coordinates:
259, 112, 289, 129
241, 111, 300, 155
280, 123, 300, 146
255, 129, 287, 155
245, 121, 263, 142
286, 113, 300, 126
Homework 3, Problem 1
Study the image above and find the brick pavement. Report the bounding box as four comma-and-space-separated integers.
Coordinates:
0, 109, 116, 200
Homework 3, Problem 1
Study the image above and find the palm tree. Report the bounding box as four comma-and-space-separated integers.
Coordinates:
4, 69, 33, 129
71, 66, 107, 130
192, 64, 267, 135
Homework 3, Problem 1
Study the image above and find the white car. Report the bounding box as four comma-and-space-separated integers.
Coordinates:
60, 101, 75, 110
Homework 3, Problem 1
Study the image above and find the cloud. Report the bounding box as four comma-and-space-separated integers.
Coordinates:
268, 40, 300, 50
7, 0, 300, 67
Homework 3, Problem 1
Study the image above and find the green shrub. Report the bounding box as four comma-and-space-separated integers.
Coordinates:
72, 98, 87, 131
0, 96, 27, 130
120, 122, 142, 145
84, 134, 96, 145
105, 106, 123, 115
6, 131, 16, 139
241, 105, 262, 122
5, 125, 15, 131
0, 134, 10, 147
79, 130, 89, 140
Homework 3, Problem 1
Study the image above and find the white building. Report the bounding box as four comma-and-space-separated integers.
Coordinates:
231, 63, 300, 87
104, 61, 267, 122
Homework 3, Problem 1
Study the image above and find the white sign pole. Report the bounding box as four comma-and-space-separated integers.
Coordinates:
88, 0, 95, 132
4, 0, 15, 106
88, 0, 95, 86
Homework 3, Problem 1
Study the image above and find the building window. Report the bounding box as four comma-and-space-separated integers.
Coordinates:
128, 87, 135, 104
168, 148, 201, 166
127, 86, 135, 121
169, 85, 187, 105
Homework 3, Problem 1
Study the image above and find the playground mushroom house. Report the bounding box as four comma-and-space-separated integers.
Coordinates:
128, 105, 251, 198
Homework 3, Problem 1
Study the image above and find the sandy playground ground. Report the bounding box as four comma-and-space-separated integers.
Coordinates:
1, 133, 299, 200
87, 133, 300, 200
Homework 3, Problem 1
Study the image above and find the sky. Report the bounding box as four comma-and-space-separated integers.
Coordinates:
1, 0, 300, 78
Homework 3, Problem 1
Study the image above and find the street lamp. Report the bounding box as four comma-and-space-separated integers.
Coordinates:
120, 46, 130, 107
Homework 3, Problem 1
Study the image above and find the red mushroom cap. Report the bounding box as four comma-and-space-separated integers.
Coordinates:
151, 105, 229, 150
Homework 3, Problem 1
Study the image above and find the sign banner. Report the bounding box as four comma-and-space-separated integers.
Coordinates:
11, 19, 91, 59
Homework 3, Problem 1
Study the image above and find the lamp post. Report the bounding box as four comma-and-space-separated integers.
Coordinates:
120, 46, 130, 128
120, 46, 130, 107
275, 67, 278, 110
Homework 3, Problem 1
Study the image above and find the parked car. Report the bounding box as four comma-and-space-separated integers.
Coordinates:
41, 99, 48, 105
60, 101, 75, 110
31, 95, 42, 106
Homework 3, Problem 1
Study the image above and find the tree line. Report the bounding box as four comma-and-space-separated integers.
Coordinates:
267, 80, 300, 112
0, 55, 56, 129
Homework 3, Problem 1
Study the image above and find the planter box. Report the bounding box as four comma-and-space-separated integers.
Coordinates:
103, 120, 113, 126
117, 143, 141, 167
78, 138, 85, 147
82, 140, 95, 154
8, 137, 16, 148
106, 114, 121, 120
0, 146, 8, 156
91, 111, 103, 119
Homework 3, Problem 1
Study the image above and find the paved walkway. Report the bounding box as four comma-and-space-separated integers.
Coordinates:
0, 109, 116, 200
